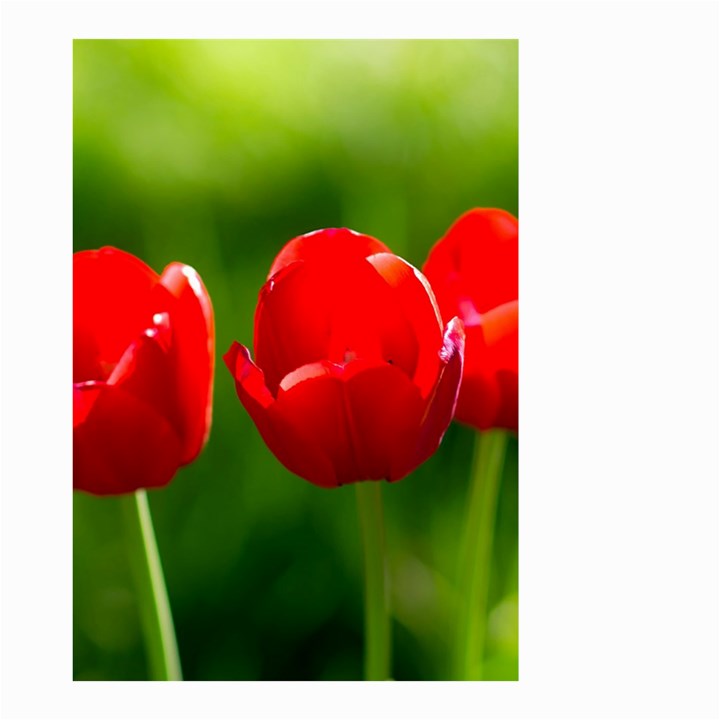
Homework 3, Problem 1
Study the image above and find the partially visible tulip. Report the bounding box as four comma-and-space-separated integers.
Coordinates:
74, 247, 214, 495
422, 208, 518, 431
224, 228, 465, 488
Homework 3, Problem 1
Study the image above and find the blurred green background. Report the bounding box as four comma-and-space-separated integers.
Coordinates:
73, 40, 518, 681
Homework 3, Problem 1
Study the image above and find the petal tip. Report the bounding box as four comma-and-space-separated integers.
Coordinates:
440, 316, 465, 365
223, 341, 251, 376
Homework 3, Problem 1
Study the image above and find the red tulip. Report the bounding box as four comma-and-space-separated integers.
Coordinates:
224, 228, 465, 488
422, 208, 518, 431
74, 247, 215, 495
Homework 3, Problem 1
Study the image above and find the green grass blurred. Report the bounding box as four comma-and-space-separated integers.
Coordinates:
73, 39, 518, 681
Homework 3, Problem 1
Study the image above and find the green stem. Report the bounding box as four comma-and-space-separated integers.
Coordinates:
355, 481, 391, 680
454, 430, 508, 680
120, 490, 182, 681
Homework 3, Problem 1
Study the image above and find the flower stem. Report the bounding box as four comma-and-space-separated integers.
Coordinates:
454, 429, 508, 680
120, 490, 182, 681
355, 481, 391, 680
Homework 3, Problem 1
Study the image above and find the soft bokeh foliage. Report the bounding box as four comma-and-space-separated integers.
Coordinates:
73, 39, 518, 681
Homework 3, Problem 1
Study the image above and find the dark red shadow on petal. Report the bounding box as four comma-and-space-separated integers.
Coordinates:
341, 361, 426, 482
73, 383, 183, 495
391, 316, 465, 480
365, 254, 443, 400
455, 301, 517, 431
224, 343, 337, 488
494, 369, 518, 431
272, 361, 359, 485
106, 315, 181, 441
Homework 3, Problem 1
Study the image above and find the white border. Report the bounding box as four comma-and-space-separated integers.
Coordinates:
2, 2, 718, 719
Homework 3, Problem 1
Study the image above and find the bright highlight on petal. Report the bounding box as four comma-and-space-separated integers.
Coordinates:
267, 227, 391, 279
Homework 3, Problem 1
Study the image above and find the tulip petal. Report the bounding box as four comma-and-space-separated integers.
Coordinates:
74, 314, 186, 491
254, 262, 340, 395
267, 227, 391, 279
73, 313, 186, 495
73, 382, 183, 495
480, 300, 518, 374
455, 301, 518, 430
255, 258, 421, 395
158, 262, 215, 464
365, 253, 444, 399
105, 312, 181, 433
225, 343, 433, 486
73, 382, 103, 428
271, 358, 426, 484
423, 208, 518, 320
224, 343, 337, 487
453, 347, 500, 431
392, 317, 465, 480
340, 361, 426, 481
272, 361, 359, 485
73, 247, 159, 382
